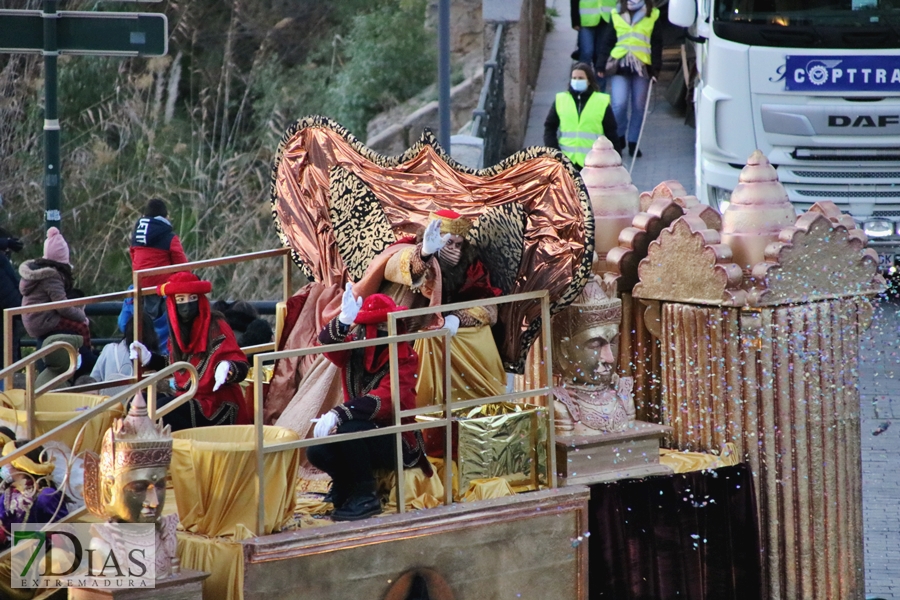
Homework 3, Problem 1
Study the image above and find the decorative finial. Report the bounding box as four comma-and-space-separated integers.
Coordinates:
720, 150, 796, 271
580, 137, 641, 272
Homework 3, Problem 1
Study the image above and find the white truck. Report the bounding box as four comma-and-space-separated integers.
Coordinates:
668, 0, 900, 270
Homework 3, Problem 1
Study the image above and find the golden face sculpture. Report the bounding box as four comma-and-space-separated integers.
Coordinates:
105, 465, 167, 524
553, 286, 622, 386
84, 393, 173, 525
558, 323, 619, 386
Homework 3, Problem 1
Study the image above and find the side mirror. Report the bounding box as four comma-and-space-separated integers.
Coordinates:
668, 0, 697, 27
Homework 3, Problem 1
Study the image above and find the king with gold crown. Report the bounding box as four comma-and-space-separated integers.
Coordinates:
83, 392, 179, 580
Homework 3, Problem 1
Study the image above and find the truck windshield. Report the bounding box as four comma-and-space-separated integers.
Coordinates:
714, 0, 900, 47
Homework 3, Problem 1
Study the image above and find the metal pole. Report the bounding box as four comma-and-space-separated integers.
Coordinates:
437, 0, 451, 149
43, 0, 61, 232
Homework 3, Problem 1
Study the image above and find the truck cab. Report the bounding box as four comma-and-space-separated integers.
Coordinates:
669, 0, 900, 269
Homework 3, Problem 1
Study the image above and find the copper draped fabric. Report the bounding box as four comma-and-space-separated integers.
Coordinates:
589, 464, 761, 600
270, 116, 594, 372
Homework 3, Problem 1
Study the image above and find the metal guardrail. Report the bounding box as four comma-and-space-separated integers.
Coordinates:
251, 289, 554, 535
0, 341, 79, 439
472, 23, 506, 167
130, 248, 292, 379
3, 248, 292, 390
0, 359, 198, 564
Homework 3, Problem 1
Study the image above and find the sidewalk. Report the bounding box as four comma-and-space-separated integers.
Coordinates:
522, 0, 695, 193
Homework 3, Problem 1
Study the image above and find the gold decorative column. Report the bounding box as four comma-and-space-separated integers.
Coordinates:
622, 152, 884, 600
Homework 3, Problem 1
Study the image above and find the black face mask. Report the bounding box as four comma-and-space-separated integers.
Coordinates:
176, 300, 199, 323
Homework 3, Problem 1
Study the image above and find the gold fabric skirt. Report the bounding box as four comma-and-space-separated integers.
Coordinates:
414, 326, 506, 408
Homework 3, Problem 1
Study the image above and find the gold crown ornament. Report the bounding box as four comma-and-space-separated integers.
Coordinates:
84, 392, 172, 518
430, 209, 472, 237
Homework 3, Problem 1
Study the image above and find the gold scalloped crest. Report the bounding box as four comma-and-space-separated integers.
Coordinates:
606, 197, 686, 294
633, 217, 747, 306
750, 212, 884, 306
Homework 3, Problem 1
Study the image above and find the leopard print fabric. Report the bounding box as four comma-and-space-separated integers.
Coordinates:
329, 165, 397, 282
467, 202, 527, 296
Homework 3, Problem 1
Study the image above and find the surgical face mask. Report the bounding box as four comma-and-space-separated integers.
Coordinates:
570, 78, 589, 93
176, 300, 199, 323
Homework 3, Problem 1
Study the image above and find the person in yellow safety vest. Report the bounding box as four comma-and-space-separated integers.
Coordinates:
597, 0, 662, 157
570, 0, 618, 92
543, 62, 621, 169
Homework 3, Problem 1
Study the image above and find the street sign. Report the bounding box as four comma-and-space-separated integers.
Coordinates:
0, 10, 167, 56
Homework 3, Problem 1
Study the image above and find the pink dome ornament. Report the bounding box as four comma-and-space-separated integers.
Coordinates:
580, 136, 641, 272
720, 150, 796, 272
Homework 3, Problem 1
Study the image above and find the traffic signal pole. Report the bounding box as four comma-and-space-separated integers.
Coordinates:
43, 0, 61, 232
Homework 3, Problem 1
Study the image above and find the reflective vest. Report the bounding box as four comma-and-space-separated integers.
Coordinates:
610, 8, 659, 66
555, 91, 610, 167
579, 0, 616, 26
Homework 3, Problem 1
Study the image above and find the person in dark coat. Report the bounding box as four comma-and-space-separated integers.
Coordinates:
0, 228, 23, 363
18, 228, 91, 347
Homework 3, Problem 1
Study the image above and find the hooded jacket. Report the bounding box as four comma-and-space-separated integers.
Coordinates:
129, 216, 189, 287
18, 260, 86, 338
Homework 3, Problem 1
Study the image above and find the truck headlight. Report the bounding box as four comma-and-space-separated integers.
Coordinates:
863, 219, 894, 238
708, 186, 731, 213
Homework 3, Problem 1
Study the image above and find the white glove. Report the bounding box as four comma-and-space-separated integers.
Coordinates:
338, 282, 363, 326
314, 411, 339, 438
422, 219, 451, 256
443, 315, 460, 337
75, 354, 83, 370
212, 361, 231, 392
129, 341, 151, 366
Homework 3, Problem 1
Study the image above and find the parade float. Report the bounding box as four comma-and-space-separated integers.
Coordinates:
0, 120, 882, 600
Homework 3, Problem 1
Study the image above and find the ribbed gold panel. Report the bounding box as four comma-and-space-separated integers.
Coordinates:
660, 298, 866, 600
620, 294, 662, 423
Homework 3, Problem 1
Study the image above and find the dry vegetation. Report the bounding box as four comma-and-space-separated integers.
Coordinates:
0, 0, 436, 301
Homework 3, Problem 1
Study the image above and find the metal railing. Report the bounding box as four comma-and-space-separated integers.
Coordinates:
0, 359, 198, 562
3, 247, 293, 394
3, 289, 135, 392
0, 341, 79, 439
130, 248, 293, 379
472, 23, 506, 167
250, 289, 554, 535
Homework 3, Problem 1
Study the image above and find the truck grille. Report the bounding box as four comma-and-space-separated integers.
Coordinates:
790, 170, 900, 179
794, 189, 900, 198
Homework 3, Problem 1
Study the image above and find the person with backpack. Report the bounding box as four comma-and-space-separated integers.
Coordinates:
598, 0, 663, 157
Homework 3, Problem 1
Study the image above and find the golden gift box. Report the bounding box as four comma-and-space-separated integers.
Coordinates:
418, 402, 549, 492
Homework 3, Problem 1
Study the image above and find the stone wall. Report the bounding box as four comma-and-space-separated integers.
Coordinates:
484, 0, 547, 154
426, 0, 484, 57
366, 70, 484, 156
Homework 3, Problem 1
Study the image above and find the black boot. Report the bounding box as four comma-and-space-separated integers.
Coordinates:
618, 136, 626, 151
331, 491, 382, 521
324, 481, 349, 509
628, 141, 643, 158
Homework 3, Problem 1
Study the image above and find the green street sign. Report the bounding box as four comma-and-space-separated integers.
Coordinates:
0, 10, 167, 56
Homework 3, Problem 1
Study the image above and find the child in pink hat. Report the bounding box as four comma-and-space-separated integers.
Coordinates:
18, 227, 91, 354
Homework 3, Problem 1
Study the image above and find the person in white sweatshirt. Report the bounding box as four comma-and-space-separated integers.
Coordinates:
91, 313, 159, 396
